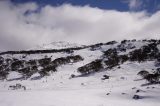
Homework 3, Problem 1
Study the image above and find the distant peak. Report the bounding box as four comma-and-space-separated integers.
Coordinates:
33, 41, 84, 50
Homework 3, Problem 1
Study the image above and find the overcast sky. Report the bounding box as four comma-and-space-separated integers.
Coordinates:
0, 0, 160, 51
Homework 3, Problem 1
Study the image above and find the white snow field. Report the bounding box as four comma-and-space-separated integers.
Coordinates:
0, 61, 160, 106
0, 40, 160, 106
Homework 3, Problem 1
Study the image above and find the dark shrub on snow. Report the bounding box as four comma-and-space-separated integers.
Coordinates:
121, 40, 128, 44
66, 55, 84, 63
26, 60, 37, 66
0, 71, 8, 80
18, 67, 32, 77
89, 43, 103, 51
11, 60, 25, 71
39, 70, 50, 77
144, 73, 160, 84
155, 68, 160, 74
42, 65, 57, 72
52, 55, 83, 66
78, 59, 103, 74
103, 48, 120, 68
129, 49, 146, 62
69, 74, 76, 79
133, 95, 143, 100
137, 70, 150, 78
103, 48, 117, 57
119, 55, 129, 64
9, 83, 26, 90
137, 70, 160, 84
105, 41, 117, 45
0, 56, 4, 65
101, 75, 109, 80
38, 58, 51, 67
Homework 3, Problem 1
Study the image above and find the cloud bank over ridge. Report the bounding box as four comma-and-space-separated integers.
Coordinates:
0, 1, 160, 50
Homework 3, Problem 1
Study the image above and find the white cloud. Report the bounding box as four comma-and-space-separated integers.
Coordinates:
130, 0, 142, 10
0, 1, 160, 51
124, 0, 143, 10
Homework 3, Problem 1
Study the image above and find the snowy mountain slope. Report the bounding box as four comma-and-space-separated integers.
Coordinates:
0, 39, 160, 106
0, 61, 160, 106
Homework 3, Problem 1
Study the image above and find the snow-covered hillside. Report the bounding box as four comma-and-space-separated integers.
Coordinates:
0, 39, 160, 106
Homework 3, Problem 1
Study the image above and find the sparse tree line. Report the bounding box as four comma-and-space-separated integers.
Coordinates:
0, 55, 83, 80
137, 68, 160, 84
0, 40, 119, 56
77, 39, 160, 76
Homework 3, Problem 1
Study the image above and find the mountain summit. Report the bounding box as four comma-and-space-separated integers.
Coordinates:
33, 41, 84, 50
